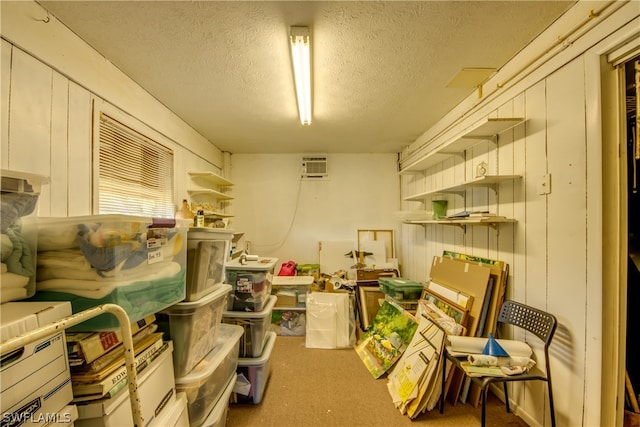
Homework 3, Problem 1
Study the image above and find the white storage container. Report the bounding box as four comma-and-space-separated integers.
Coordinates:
43, 405, 78, 427
222, 295, 276, 357
185, 228, 233, 302
175, 324, 243, 427
200, 373, 236, 427
75, 341, 176, 427
150, 392, 189, 427
234, 331, 276, 404
0, 170, 48, 302
157, 284, 231, 377
225, 257, 277, 312
33, 215, 188, 331
271, 275, 313, 308
0, 301, 73, 426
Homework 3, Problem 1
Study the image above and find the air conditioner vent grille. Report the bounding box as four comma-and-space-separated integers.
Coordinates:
301, 156, 328, 179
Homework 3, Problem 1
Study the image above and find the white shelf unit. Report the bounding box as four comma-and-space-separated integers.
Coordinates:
187, 171, 233, 219
403, 175, 522, 201
403, 216, 516, 231
400, 117, 524, 173
399, 117, 524, 229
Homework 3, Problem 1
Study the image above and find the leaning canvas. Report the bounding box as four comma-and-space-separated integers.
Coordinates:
355, 299, 418, 379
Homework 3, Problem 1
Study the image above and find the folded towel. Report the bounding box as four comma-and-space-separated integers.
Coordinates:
37, 262, 181, 299
1, 271, 30, 289
1, 287, 28, 303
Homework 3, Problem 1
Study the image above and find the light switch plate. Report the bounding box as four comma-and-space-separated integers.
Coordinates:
538, 174, 551, 195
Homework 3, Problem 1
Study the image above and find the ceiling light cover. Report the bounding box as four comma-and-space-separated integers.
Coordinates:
290, 26, 312, 125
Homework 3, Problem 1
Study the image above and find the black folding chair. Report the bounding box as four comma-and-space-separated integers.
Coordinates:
440, 300, 557, 427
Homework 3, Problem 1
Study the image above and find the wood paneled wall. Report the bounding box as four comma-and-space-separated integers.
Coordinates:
0, 40, 222, 217
398, 52, 598, 427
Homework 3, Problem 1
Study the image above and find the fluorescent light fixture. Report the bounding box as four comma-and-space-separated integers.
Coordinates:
290, 26, 312, 125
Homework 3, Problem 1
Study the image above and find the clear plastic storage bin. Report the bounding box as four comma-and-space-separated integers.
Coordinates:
185, 228, 233, 302
271, 275, 313, 308
225, 257, 277, 312
222, 295, 276, 357
175, 324, 243, 427
1, 170, 48, 302
199, 373, 236, 427
234, 331, 276, 404
157, 284, 231, 377
31, 215, 188, 331
378, 277, 424, 301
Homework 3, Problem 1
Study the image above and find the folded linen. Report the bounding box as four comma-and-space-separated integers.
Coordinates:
0, 287, 27, 303
1, 271, 30, 289
36, 261, 181, 299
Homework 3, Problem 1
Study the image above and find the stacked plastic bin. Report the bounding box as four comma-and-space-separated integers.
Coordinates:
158, 228, 242, 427
32, 215, 189, 331
0, 170, 48, 303
222, 256, 278, 404
30, 215, 189, 426
378, 277, 424, 315
270, 275, 314, 336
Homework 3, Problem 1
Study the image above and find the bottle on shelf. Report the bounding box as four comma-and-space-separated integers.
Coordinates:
195, 209, 205, 228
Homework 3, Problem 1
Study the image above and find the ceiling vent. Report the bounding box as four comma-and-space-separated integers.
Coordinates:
301, 156, 328, 179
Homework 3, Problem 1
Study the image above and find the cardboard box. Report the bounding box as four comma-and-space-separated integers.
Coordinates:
356, 268, 399, 282
43, 405, 78, 427
1, 301, 73, 426
75, 341, 176, 427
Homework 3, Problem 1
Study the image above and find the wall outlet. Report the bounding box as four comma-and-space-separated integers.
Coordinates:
538, 174, 551, 195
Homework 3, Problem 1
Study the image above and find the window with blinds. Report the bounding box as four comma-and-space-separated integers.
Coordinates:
98, 113, 174, 218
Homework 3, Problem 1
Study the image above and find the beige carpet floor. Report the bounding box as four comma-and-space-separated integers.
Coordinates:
227, 336, 529, 427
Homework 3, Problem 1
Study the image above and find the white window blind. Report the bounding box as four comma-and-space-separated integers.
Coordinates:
98, 113, 174, 217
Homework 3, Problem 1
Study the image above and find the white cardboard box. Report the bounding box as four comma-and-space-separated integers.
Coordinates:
1, 301, 73, 426
75, 341, 176, 427
43, 405, 78, 427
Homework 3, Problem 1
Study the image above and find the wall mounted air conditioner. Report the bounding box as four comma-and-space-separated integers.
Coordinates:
301, 156, 328, 179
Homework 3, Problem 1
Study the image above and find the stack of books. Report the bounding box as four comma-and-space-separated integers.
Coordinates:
66, 314, 168, 402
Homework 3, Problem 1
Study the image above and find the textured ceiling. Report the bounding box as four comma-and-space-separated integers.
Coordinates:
37, 1, 575, 154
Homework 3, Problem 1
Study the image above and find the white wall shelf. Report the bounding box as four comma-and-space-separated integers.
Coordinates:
404, 216, 516, 231
187, 188, 234, 200
400, 117, 524, 173
187, 171, 234, 220
403, 175, 521, 201
188, 171, 233, 187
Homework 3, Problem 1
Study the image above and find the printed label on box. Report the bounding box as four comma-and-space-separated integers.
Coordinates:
237, 279, 253, 293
